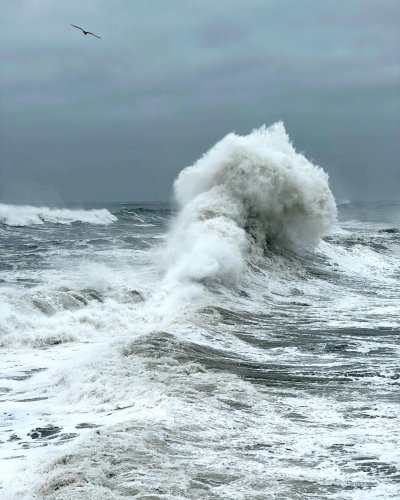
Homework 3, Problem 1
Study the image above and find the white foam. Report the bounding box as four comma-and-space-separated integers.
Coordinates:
0, 204, 117, 226
0, 248, 159, 348
4, 337, 400, 499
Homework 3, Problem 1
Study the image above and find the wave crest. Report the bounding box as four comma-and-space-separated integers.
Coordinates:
164, 122, 337, 285
0, 204, 117, 226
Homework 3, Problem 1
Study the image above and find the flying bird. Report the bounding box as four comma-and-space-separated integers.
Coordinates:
71, 24, 101, 39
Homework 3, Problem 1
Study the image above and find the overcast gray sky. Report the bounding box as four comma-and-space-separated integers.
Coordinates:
1, 0, 399, 203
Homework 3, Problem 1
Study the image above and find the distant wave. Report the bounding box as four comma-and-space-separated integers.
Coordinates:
0, 204, 117, 226
163, 122, 337, 286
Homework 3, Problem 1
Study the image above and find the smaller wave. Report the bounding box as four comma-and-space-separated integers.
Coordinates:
0, 204, 117, 226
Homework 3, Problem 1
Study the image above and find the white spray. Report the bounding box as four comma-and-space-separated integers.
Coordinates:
163, 122, 337, 288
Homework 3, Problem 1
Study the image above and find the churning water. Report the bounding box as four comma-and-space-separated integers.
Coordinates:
1, 124, 399, 499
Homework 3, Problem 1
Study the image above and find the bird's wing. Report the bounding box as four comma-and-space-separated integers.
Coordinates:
87, 32, 101, 39
71, 24, 84, 31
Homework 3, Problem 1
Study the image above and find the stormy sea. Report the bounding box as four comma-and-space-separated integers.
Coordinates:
1, 123, 399, 499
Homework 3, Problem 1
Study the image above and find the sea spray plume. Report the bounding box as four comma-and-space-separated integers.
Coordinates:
164, 122, 337, 286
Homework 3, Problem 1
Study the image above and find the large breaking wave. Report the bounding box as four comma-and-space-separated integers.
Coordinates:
0, 204, 117, 226
163, 122, 337, 286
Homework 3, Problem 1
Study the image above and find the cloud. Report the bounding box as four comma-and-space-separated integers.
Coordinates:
1, 0, 399, 202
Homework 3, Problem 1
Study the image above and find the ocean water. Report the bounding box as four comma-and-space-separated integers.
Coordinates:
1, 124, 399, 499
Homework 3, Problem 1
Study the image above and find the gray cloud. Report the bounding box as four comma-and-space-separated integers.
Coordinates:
1, 0, 399, 202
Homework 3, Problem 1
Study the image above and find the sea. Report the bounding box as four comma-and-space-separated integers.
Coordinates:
0, 124, 399, 499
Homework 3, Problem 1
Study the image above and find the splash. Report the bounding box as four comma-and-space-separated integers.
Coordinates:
164, 122, 337, 286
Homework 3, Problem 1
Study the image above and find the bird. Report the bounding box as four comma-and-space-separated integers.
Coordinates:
71, 24, 101, 39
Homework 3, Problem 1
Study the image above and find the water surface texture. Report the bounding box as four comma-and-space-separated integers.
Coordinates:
1, 125, 399, 499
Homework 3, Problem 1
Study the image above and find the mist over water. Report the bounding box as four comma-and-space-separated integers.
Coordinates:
1, 124, 399, 499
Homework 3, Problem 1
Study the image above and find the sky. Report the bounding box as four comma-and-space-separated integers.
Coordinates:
1, 0, 399, 203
